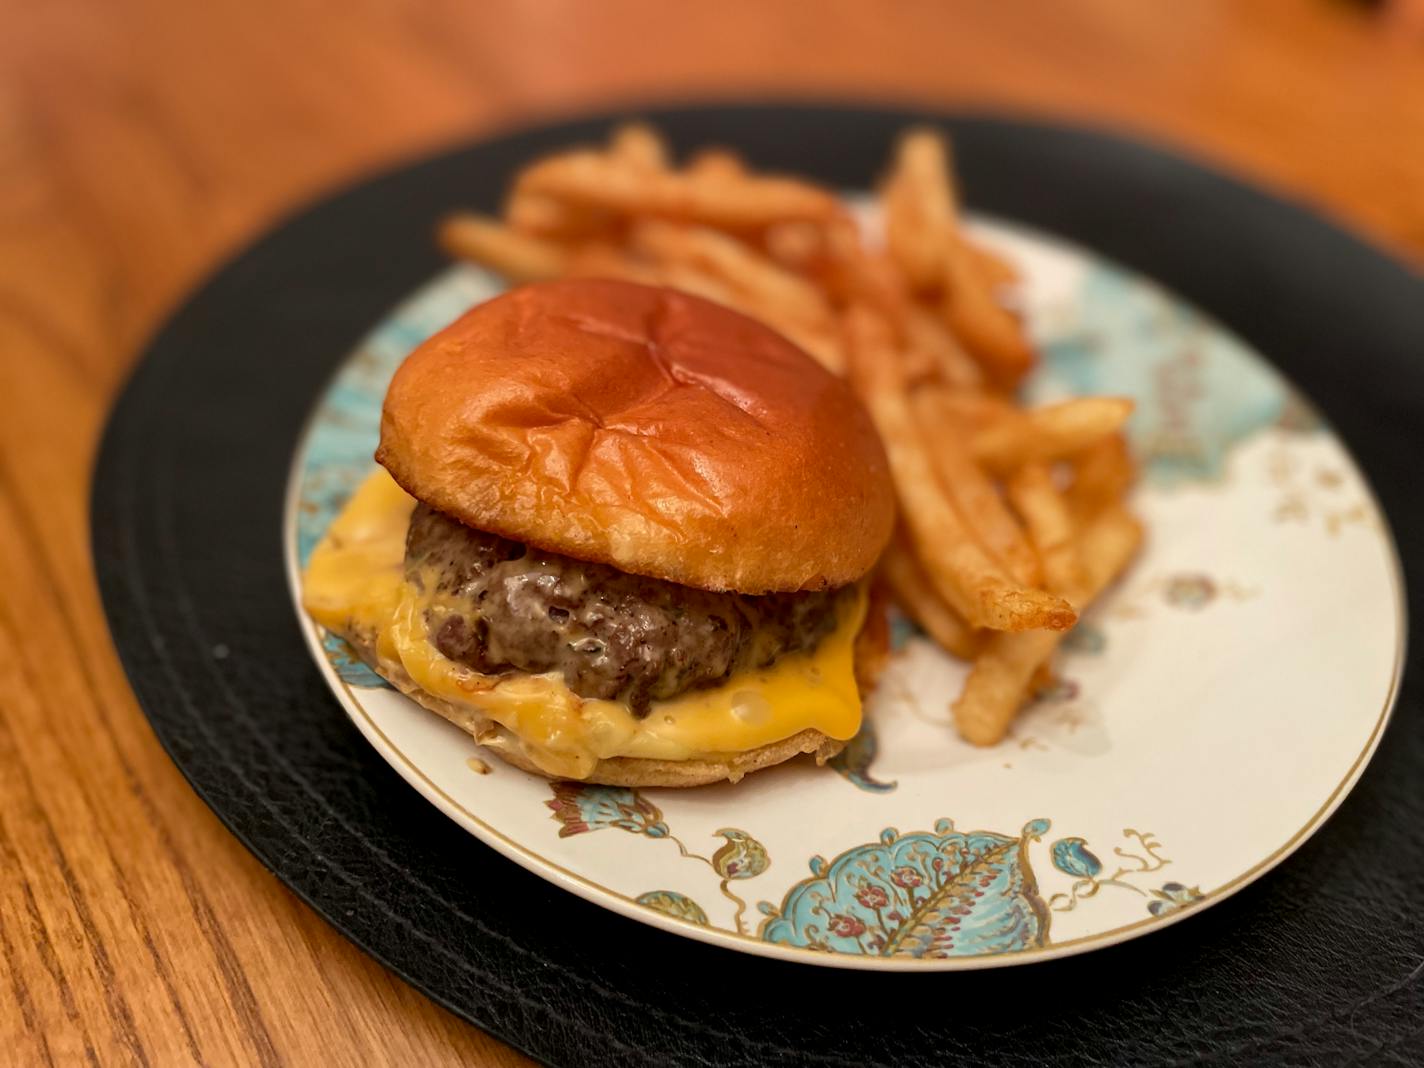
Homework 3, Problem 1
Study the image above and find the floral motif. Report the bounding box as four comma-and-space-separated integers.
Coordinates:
1163, 573, 1216, 610
543, 783, 1202, 957
710, 829, 769, 935
855, 885, 889, 909
1266, 447, 1372, 535
829, 717, 898, 794
890, 866, 924, 889
546, 783, 668, 839
1148, 882, 1204, 917
636, 891, 709, 926
1033, 264, 1298, 487
759, 818, 1053, 957
321, 632, 390, 689
1061, 623, 1106, 655
1050, 837, 1103, 879
1036, 678, 1081, 703
711, 829, 769, 881
545, 786, 771, 933
827, 914, 867, 938
1048, 829, 1176, 913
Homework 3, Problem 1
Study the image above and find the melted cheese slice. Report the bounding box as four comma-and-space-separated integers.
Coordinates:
302, 468, 865, 778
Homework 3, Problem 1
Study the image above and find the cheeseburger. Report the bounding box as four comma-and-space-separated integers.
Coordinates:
302, 278, 895, 786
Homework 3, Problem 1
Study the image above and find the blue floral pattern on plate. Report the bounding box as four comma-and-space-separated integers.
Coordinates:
759, 819, 1053, 957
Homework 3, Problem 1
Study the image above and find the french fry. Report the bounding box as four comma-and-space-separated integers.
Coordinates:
932, 390, 1016, 436
438, 213, 570, 282
953, 506, 1142, 745
514, 150, 843, 230
826, 245, 916, 343
574, 248, 845, 373
845, 305, 1076, 632
629, 220, 834, 331
506, 123, 664, 239
570, 242, 750, 311
882, 128, 956, 293
687, 148, 746, 180
941, 239, 1036, 386
966, 240, 1021, 290
609, 122, 670, 171
1029, 660, 1055, 695
1006, 464, 1084, 594
879, 536, 981, 660
506, 191, 614, 240
763, 220, 825, 271
910, 388, 1041, 587
811, 218, 915, 342
625, 220, 846, 372
904, 305, 984, 389
973, 396, 1135, 474
878, 128, 1034, 384
565, 243, 665, 285
1067, 432, 1137, 522
953, 628, 1057, 746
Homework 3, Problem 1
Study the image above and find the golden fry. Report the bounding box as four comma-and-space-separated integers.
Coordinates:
1006, 464, 1083, 594
880, 536, 981, 660
1029, 660, 1055, 695
686, 148, 746, 179
973, 396, 1135, 474
882, 128, 957, 293
953, 506, 1142, 746
942, 239, 1036, 387
845, 305, 1075, 632
565, 243, 664, 285
930, 390, 1016, 436
619, 221, 844, 371
1068, 432, 1137, 522
609, 122, 670, 171
910, 388, 1041, 587
506, 191, 614, 240
438, 213, 570, 282
952, 628, 1058, 746
629, 220, 833, 331
572, 248, 845, 373
514, 150, 843, 230
965, 240, 1020, 290
763, 220, 825, 271
904, 305, 984, 389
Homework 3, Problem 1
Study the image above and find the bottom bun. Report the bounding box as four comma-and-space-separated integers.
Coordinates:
335, 586, 887, 787
459, 718, 844, 788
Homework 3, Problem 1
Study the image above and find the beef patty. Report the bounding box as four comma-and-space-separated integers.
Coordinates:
404, 504, 843, 715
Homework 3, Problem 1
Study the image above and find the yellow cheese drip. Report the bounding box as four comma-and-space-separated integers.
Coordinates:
303, 468, 865, 778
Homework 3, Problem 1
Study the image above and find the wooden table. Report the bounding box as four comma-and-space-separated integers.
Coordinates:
3, 1, 1421, 1063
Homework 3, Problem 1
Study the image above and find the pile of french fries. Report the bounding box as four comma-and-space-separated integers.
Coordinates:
439, 123, 1142, 747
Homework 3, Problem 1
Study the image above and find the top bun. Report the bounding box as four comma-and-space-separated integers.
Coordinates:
376, 278, 894, 593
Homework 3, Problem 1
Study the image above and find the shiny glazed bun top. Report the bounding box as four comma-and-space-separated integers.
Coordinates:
376, 278, 894, 593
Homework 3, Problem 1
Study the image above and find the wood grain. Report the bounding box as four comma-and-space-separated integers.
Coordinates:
1, 1, 1420, 1063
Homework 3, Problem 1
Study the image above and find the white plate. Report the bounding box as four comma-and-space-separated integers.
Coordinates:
284, 217, 1404, 970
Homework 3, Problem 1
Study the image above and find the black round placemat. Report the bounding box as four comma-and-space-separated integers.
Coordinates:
94, 104, 1424, 1066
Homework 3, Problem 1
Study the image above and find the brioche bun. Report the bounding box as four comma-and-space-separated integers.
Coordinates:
376, 278, 894, 594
